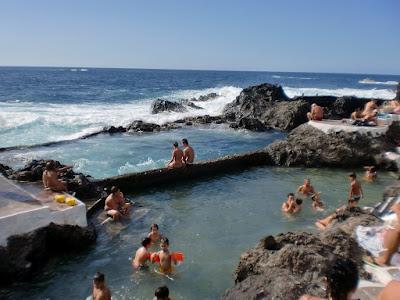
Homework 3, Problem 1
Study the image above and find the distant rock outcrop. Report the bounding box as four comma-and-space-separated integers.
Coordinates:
395, 82, 400, 101
221, 209, 380, 300
151, 99, 188, 114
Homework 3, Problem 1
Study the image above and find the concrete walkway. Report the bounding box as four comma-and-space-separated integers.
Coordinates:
0, 176, 87, 246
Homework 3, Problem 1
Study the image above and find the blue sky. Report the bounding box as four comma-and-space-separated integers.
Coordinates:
0, 0, 399, 74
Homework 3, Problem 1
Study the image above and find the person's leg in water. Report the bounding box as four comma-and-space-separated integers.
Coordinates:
107, 209, 121, 221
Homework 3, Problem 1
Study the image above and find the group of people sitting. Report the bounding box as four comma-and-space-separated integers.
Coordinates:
307, 98, 400, 127
166, 138, 195, 169
281, 179, 324, 214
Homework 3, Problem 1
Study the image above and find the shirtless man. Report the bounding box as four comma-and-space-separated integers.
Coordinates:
132, 237, 152, 269
153, 285, 171, 300
42, 161, 72, 192
348, 172, 363, 203
362, 99, 378, 123
167, 142, 184, 169
311, 193, 324, 210
92, 272, 111, 300
297, 179, 316, 197
351, 107, 363, 120
148, 224, 163, 245
315, 198, 358, 230
307, 103, 323, 121
104, 186, 131, 221
154, 238, 177, 274
281, 193, 301, 214
182, 138, 195, 164
364, 166, 377, 181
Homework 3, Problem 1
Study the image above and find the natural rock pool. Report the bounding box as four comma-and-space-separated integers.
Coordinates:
0, 166, 396, 299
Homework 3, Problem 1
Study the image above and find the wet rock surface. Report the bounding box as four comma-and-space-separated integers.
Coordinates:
265, 123, 394, 168
151, 99, 188, 114
0, 223, 96, 286
192, 92, 218, 102
6, 160, 100, 200
223, 83, 385, 131
221, 209, 381, 300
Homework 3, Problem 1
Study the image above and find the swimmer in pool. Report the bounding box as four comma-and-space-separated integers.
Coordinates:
148, 224, 163, 245
311, 193, 324, 210
281, 193, 301, 214
153, 285, 171, 300
297, 178, 316, 197
132, 237, 152, 269
92, 272, 111, 300
153, 237, 177, 274
364, 166, 377, 182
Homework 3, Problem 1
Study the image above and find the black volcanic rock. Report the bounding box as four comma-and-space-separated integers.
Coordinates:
127, 120, 161, 132
0, 223, 96, 286
192, 92, 218, 102
230, 117, 270, 131
221, 210, 380, 300
266, 123, 394, 168
151, 99, 188, 114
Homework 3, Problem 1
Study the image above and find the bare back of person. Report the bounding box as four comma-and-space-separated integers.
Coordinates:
350, 180, 362, 198
183, 146, 195, 164
93, 286, 111, 300
42, 170, 66, 192
133, 246, 150, 268
169, 148, 184, 169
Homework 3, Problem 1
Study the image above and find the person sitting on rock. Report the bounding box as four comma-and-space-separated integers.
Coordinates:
297, 178, 316, 197
315, 198, 359, 230
311, 193, 324, 210
281, 193, 301, 214
92, 272, 111, 300
167, 142, 184, 169
378, 280, 400, 300
182, 138, 195, 164
153, 285, 171, 300
104, 186, 131, 221
307, 103, 324, 121
42, 161, 72, 192
370, 203, 400, 266
299, 256, 359, 300
364, 166, 377, 182
132, 237, 152, 269
361, 100, 378, 124
350, 107, 363, 120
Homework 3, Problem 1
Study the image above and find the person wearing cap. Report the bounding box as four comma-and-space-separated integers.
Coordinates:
92, 272, 111, 300
166, 142, 184, 169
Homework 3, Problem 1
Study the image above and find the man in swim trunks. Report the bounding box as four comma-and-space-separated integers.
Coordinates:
307, 103, 324, 121
348, 172, 363, 203
132, 237, 152, 269
92, 272, 111, 300
153, 237, 177, 274
42, 161, 72, 192
297, 178, 316, 197
182, 138, 195, 164
315, 198, 359, 230
167, 142, 184, 169
148, 224, 163, 246
104, 186, 131, 221
153, 285, 171, 300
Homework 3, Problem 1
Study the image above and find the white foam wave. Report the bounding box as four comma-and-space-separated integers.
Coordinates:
118, 158, 167, 174
272, 75, 314, 80
359, 78, 398, 85
283, 86, 395, 100
0, 86, 242, 147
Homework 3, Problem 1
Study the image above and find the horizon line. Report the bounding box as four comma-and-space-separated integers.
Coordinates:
0, 64, 399, 77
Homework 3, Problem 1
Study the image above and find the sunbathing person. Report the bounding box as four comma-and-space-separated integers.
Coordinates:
148, 223, 163, 245
307, 103, 324, 121
348, 172, 363, 203
132, 237, 152, 269
364, 166, 377, 182
300, 256, 358, 300
282, 193, 301, 214
182, 138, 195, 164
167, 142, 184, 169
297, 178, 316, 197
42, 161, 72, 192
363, 99, 378, 116
378, 280, 400, 300
372, 203, 400, 266
104, 186, 131, 221
311, 193, 324, 211
315, 198, 359, 230
351, 107, 363, 120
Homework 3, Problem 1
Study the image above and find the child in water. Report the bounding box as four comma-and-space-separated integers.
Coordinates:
311, 193, 324, 210
148, 224, 163, 246
153, 238, 177, 274
364, 166, 377, 182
